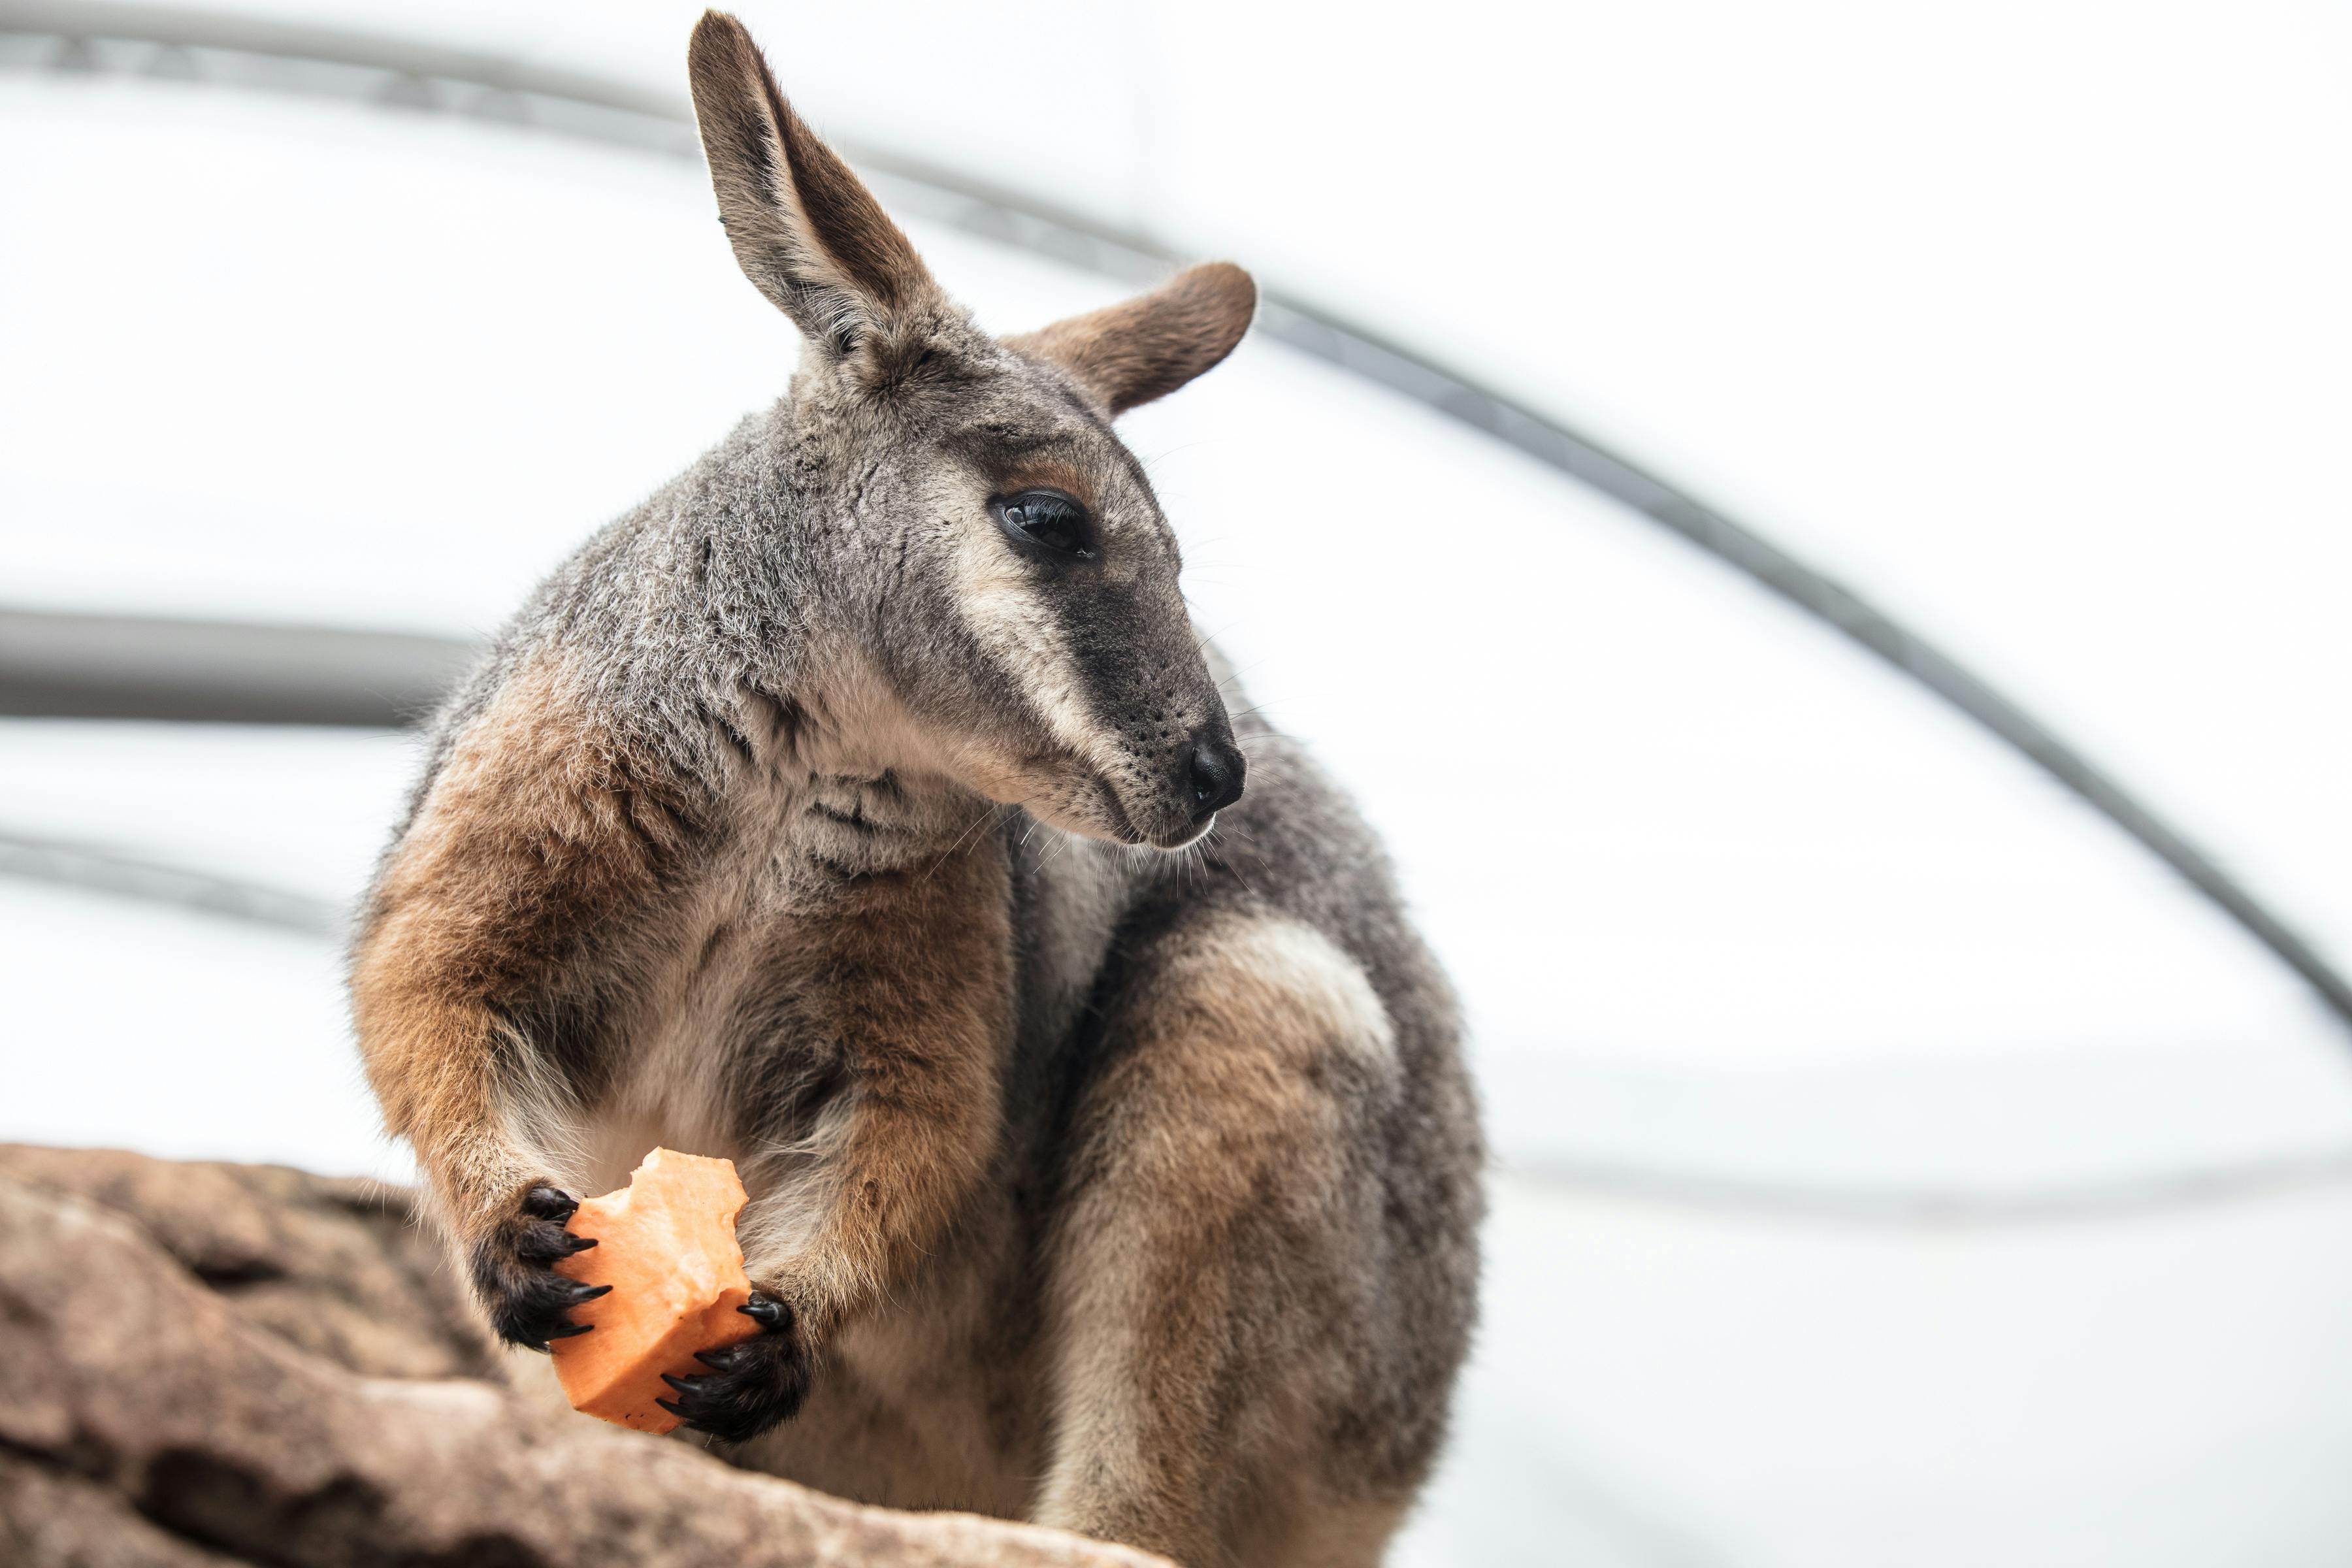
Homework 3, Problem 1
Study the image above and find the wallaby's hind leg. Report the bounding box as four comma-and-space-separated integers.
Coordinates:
1034, 909, 1438, 1567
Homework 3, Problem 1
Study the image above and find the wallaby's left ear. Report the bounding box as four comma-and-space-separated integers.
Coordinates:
688, 10, 938, 357
1006, 262, 1257, 417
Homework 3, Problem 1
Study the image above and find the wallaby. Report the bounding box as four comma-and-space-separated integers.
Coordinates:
351, 12, 1482, 1564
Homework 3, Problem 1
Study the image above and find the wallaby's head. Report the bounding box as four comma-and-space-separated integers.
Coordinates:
688, 12, 1251, 851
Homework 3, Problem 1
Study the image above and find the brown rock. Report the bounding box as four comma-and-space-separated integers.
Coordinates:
0, 1145, 489, 1382
0, 1146, 1161, 1568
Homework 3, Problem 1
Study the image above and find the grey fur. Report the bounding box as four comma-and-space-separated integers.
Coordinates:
356, 14, 1480, 1565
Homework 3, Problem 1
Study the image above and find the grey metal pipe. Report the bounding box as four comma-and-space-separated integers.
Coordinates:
0, 830, 347, 936
0, 607, 473, 727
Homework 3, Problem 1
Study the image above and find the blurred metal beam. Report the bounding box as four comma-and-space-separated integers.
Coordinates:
0, 607, 474, 727
0, 0, 696, 145
0, 830, 346, 936
1511, 1149, 2352, 1228
6, 1, 2351, 1030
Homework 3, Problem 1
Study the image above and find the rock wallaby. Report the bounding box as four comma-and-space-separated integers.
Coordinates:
351, 12, 1482, 1563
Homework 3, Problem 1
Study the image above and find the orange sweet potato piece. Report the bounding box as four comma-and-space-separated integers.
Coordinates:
550, 1147, 760, 1433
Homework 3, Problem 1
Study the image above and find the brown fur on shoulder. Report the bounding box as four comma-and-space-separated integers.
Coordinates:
353, 655, 717, 1344
358, 662, 682, 1187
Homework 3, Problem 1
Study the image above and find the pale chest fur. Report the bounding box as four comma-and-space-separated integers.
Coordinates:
574, 767, 987, 1187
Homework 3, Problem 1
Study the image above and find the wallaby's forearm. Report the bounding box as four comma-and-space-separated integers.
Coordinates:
353, 657, 701, 1246
353, 967, 547, 1239
734, 840, 1015, 1341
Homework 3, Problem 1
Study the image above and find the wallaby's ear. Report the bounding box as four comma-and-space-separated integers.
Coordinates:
1006, 262, 1257, 417
687, 11, 938, 356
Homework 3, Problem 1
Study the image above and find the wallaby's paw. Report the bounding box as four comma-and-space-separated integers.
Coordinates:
655, 1291, 810, 1442
472, 1183, 608, 1351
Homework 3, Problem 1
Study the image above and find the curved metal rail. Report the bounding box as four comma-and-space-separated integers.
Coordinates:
0, 607, 471, 727
0, 830, 347, 937
4, 0, 2349, 1028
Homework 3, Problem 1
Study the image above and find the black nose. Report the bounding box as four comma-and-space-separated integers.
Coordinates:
1184, 735, 1247, 820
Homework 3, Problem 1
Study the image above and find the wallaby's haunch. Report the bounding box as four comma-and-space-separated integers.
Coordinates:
351, 12, 1481, 1563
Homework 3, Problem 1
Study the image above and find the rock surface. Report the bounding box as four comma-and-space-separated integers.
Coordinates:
0, 1145, 1160, 1568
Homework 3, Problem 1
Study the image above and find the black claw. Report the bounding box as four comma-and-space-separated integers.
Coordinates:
521, 1184, 580, 1221
473, 1183, 612, 1353
517, 1218, 600, 1265
645, 1301, 813, 1442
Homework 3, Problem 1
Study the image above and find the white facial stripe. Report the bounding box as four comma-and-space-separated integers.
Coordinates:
948, 521, 1122, 780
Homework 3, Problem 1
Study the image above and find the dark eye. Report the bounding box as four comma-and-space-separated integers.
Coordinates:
992, 489, 1097, 563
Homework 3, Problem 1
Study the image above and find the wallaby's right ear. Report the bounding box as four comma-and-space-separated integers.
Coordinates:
687, 11, 938, 357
